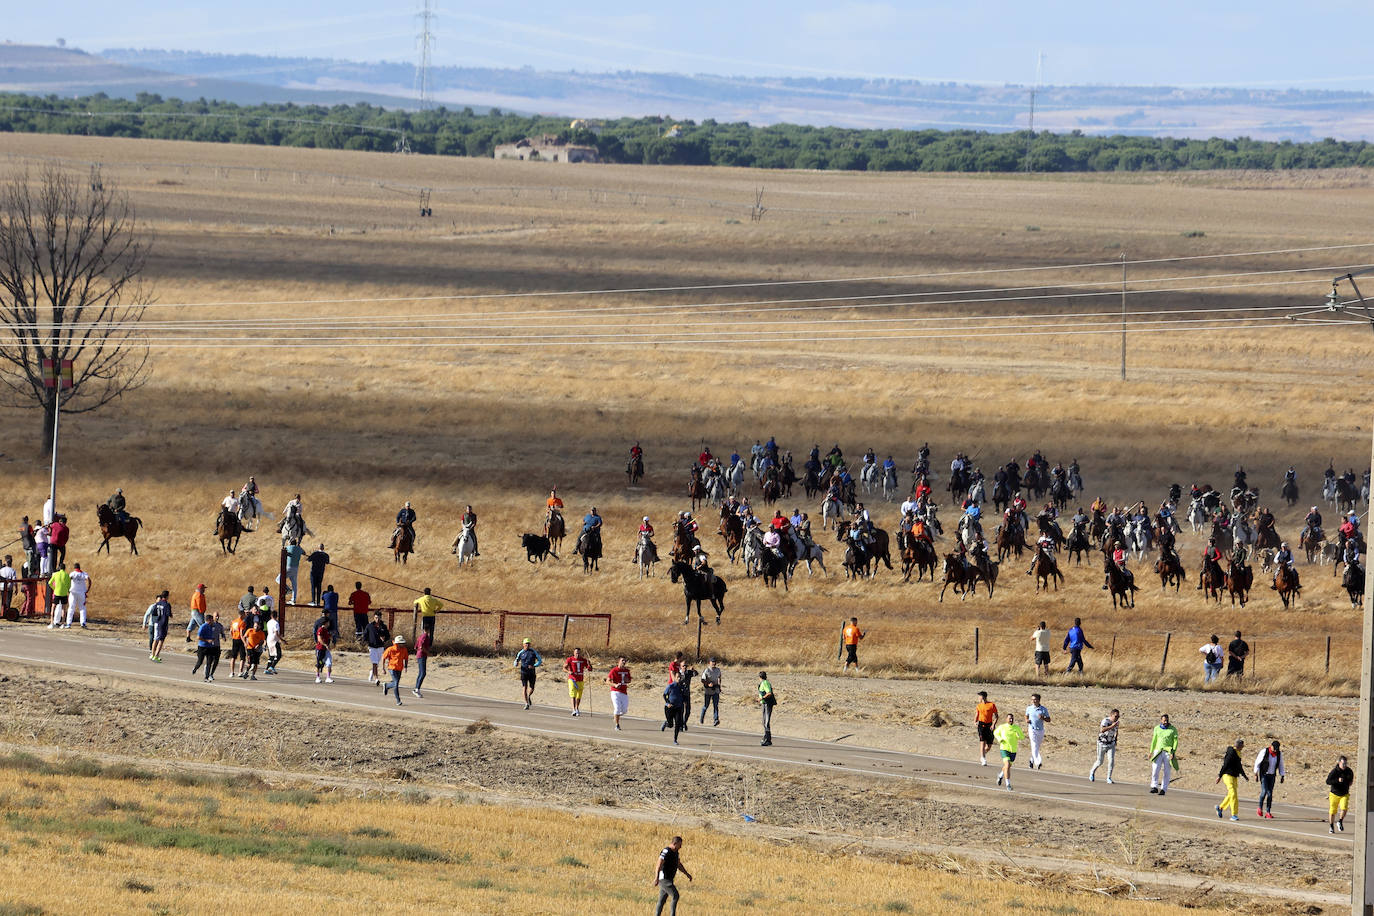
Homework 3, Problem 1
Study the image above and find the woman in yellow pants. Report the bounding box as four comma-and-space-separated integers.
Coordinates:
1214, 738, 1249, 821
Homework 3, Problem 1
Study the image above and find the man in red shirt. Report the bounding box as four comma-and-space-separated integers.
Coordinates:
564, 647, 592, 717
607, 656, 632, 731
314, 619, 334, 684
348, 582, 371, 640
48, 516, 69, 567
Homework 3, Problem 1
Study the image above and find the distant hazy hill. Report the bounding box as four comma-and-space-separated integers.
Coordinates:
99, 47, 1374, 142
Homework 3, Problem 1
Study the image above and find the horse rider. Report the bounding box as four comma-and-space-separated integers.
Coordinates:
862, 448, 877, 470
1156, 517, 1176, 555
762, 525, 783, 558
107, 489, 130, 527
636, 516, 657, 562
1103, 540, 1133, 591
698, 446, 713, 468
691, 544, 716, 589
967, 534, 990, 576
1027, 532, 1056, 576
770, 510, 791, 536
392, 501, 417, 550
456, 505, 477, 556
808, 443, 821, 464
1303, 506, 1324, 543
1069, 459, 1082, 488
824, 476, 843, 506
545, 488, 564, 528
1339, 513, 1361, 552
854, 503, 874, 541
221, 490, 238, 512
765, 436, 778, 461
825, 444, 844, 469
882, 454, 897, 477
630, 441, 643, 463
242, 476, 259, 500
1271, 542, 1298, 589
913, 475, 933, 502
1346, 536, 1361, 569
1230, 542, 1248, 569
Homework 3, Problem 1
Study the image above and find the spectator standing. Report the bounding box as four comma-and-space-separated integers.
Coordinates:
146, 590, 172, 662
699, 657, 722, 726
305, 544, 330, 605
412, 628, 432, 699
757, 671, 776, 746
191, 613, 224, 682
19, 517, 36, 576
607, 657, 631, 730
381, 636, 409, 706
1149, 713, 1179, 795
515, 638, 542, 709
993, 713, 1027, 791
264, 609, 282, 675
652, 836, 693, 916
0, 555, 15, 615
282, 540, 304, 604
1063, 618, 1093, 674
186, 584, 207, 644
48, 516, 68, 567
227, 610, 248, 677
67, 563, 89, 629
413, 587, 443, 638
1024, 693, 1050, 770
348, 582, 371, 639
1089, 708, 1120, 783
1253, 740, 1285, 819
1227, 631, 1250, 680
363, 611, 391, 684
320, 584, 339, 636
1032, 621, 1052, 676
842, 617, 865, 672
975, 690, 998, 766
564, 647, 592, 717
1327, 755, 1354, 833
1214, 738, 1249, 822
1199, 635, 1224, 683
46, 563, 70, 630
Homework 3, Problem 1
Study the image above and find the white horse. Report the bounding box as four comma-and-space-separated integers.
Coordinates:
1126, 518, 1150, 560
1069, 470, 1084, 494
704, 471, 725, 506
1323, 477, 1338, 506
1233, 515, 1256, 547
742, 526, 764, 577
958, 514, 983, 550
635, 532, 658, 579
789, 529, 827, 576
1189, 498, 1208, 533
727, 461, 745, 499
967, 479, 986, 506
923, 504, 944, 539
860, 462, 879, 494
453, 525, 476, 565
821, 495, 845, 530
881, 466, 898, 502
236, 492, 267, 531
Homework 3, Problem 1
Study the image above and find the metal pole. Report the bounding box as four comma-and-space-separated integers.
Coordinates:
974, 626, 980, 664
47, 382, 60, 522
1120, 253, 1127, 381
1357, 420, 1374, 914
1160, 632, 1171, 674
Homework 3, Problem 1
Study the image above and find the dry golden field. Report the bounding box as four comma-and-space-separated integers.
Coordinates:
0, 131, 1371, 693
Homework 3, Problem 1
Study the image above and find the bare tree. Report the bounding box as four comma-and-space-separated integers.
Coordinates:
0, 168, 151, 454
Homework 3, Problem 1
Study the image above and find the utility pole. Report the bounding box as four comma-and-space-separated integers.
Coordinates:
1120, 254, 1127, 381
1358, 422, 1374, 915
1024, 51, 1044, 173
415, 0, 436, 110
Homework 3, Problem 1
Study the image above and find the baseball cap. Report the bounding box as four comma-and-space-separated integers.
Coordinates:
523, 637, 532, 644
394, 635, 406, 645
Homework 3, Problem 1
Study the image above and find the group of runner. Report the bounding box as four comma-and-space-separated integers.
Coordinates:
973, 688, 1354, 830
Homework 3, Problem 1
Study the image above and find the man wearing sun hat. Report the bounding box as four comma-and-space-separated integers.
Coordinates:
382, 635, 409, 706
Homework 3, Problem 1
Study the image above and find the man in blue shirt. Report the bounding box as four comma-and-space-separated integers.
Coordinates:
515, 637, 543, 709
583, 507, 602, 533
1063, 618, 1093, 674
283, 540, 305, 605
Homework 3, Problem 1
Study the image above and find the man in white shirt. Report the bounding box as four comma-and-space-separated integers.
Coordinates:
1089, 708, 1120, 784
0, 555, 16, 616
1024, 693, 1050, 770
1031, 622, 1052, 676
67, 563, 90, 628
264, 611, 282, 674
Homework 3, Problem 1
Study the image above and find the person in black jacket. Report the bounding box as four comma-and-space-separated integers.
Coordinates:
363, 611, 392, 685
1214, 738, 1248, 821
662, 676, 687, 745
1328, 755, 1355, 833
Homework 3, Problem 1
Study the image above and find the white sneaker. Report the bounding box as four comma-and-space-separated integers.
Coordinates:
1005, 783, 1013, 791
1107, 778, 1114, 784
315, 676, 322, 683
325, 677, 334, 684
981, 757, 987, 766
47, 624, 54, 629
412, 689, 422, 698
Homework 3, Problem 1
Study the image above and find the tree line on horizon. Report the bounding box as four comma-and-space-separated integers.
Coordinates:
3, 92, 1373, 172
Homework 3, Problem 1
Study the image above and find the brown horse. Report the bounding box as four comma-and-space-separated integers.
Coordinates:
215, 508, 241, 555
1300, 527, 1324, 564
687, 468, 706, 513
1154, 552, 1185, 592
1255, 517, 1281, 551
939, 553, 997, 602
1226, 561, 1252, 607
1031, 546, 1063, 592
1274, 563, 1301, 608
97, 504, 141, 555
898, 532, 937, 583
996, 523, 1026, 562
717, 511, 743, 563
544, 509, 565, 554
393, 526, 414, 564
1103, 555, 1137, 608
1198, 558, 1226, 603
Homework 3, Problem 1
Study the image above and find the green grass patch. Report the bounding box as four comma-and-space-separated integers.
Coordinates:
350, 826, 392, 839
555, 855, 588, 868
0, 904, 44, 916
265, 789, 319, 807
883, 903, 913, 913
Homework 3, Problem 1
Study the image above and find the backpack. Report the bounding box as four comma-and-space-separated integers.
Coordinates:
1206, 646, 1220, 665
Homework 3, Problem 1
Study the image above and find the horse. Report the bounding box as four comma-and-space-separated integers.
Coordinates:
1343, 561, 1365, 608
1066, 522, 1092, 566
1225, 561, 1252, 607
860, 462, 880, 494
1155, 551, 1185, 592
1103, 556, 1137, 608
1198, 557, 1226, 603
1189, 498, 1208, 533
393, 526, 414, 564
995, 523, 1026, 562
627, 454, 644, 486
669, 561, 727, 625
97, 504, 142, 555
898, 532, 937, 583
1300, 527, 1325, 564
717, 512, 743, 563
635, 533, 659, 579
1255, 517, 1281, 551
761, 477, 781, 506
705, 473, 726, 507
1281, 478, 1299, 507
688, 468, 707, 513
742, 526, 764, 577
939, 553, 997, 602
834, 522, 892, 573
544, 510, 566, 555
821, 495, 845, 530
1049, 477, 1071, 513
1209, 520, 1234, 553
1336, 478, 1360, 513
727, 461, 746, 499
454, 526, 477, 564
1031, 546, 1063, 593
757, 545, 789, 590
215, 508, 241, 555
1274, 563, 1301, 608
957, 514, 983, 550
235, 491, 263, 532
967, 478, 986, 506
991, 479, 1011, 514
882, 466, 899, 503
789, 530, 827, 576
1089, 509, 1107, 544
573, 528, 602, 573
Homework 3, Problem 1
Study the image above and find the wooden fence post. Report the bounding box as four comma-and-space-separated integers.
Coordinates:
1327, 635, 1332, 675
560, 615, 570, 653
1110, 634, 1117, 664
975, 626, 980, 664
1160, 632, 1172, 674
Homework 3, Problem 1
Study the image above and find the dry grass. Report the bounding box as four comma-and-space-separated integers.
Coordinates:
0, 132, 1369, 696
0, 757, 1209, 915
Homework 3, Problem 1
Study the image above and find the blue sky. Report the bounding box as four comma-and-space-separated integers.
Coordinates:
18, 1, 1374, 90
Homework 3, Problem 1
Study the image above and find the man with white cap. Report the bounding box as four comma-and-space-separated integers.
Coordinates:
381, 635, 409, 706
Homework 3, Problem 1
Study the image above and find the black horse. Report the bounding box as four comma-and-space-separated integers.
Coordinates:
573, 528, 602, 573
669, 561, 727, 625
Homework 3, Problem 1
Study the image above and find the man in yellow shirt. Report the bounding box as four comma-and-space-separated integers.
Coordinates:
46, 563, 71, 630
993, 712, 1027, 792
413, 587, 443, 638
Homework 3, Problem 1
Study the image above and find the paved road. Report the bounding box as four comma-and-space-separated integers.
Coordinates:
0, 625, 1351, 847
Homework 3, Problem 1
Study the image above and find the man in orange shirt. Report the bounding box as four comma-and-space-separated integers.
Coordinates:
186, 584, 208, 646
975, 690, 999, 766
841, 617, 865, 673
228, 610, 248, 678
241, 621, 267, 680
381, 635, 409, 706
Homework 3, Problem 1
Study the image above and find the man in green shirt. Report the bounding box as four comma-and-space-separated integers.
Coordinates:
1149, 713, 1179, 795
993, 712, 1027, 791
46, 563, 71, 629
757, 671, 776, 747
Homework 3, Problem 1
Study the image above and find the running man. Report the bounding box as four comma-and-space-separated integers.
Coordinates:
191, 612, 225, 682
515, 638, 542, 709
1149, 713, 1179, 795
186, 583, 207, 645
381, 635, 409, 706
994, 712, 1027, 791
227, 609, 247, 677
363, 611, 391, 684
652, 836, 693, 916
146, 590, 172, 662
662, 675, 687, 744
264, 609, 281, 674
241, 621, 266, 680
1328, 755, 1354, 833
1089, 708, 1120, 783
313, 616, 334, 684
699, 657, 722, 726
975, 690, 998, 766
1063, 618, 1093, 674
757, 671, 776, 746
607, 657, 632, 730
412, 627, 431, 699
1024, 693, 1050, 770
1214, 737, 1249, 821
842, 617, 865, 672
1253, 739, 1285, 819
564, 647, 592, 717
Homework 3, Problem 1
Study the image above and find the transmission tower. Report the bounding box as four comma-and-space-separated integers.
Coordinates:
415, 0, 436, 110
1024, 51, 1044, 173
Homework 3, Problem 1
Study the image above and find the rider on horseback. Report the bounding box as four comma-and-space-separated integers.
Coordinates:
762, 526, 783, 558
691, 544, 716, 589
1340, 513, 1360, 551
1028, 532, 1055, 575
635, 516, 658, 563
1103, 540, 1133, 591
221, 490, 238, 512
770, 511, 790, 535
1271, 542, 1297, 590
392, 501, 417, 551
107, 489, 130, 527
1198, 538, 1224, 589
459, 505, 478, 556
